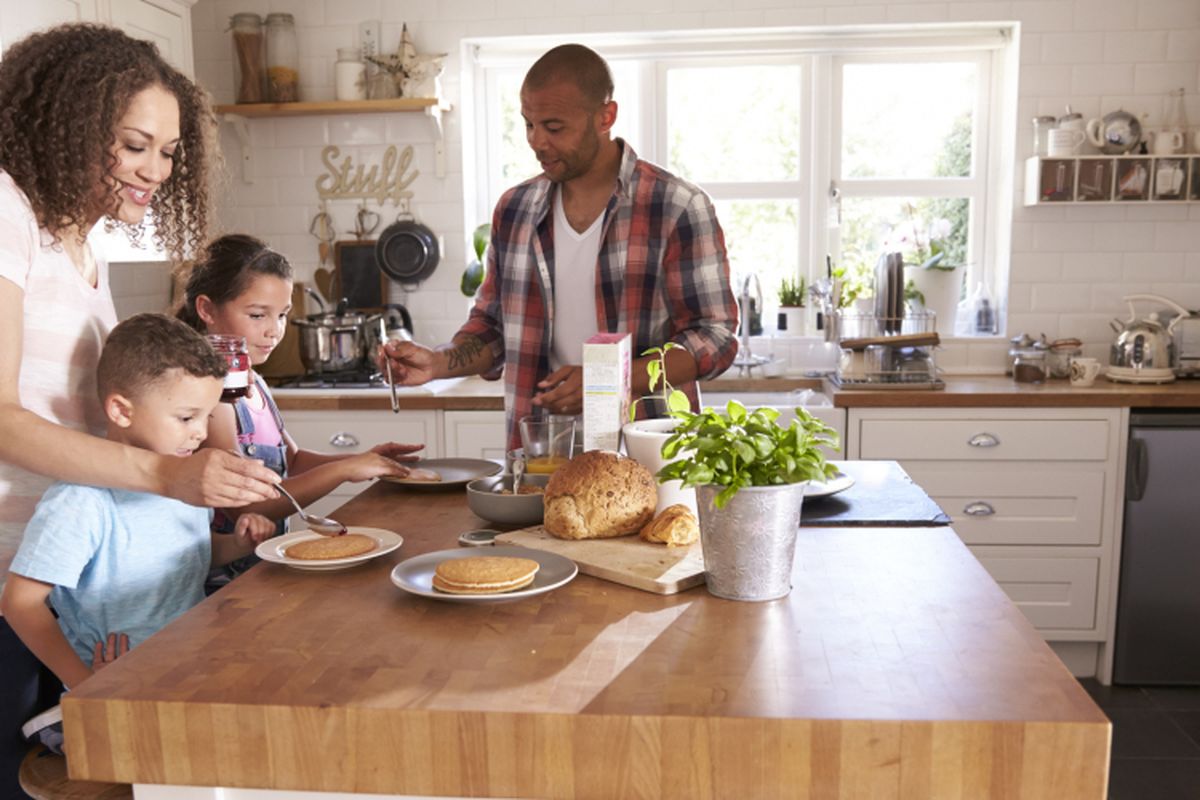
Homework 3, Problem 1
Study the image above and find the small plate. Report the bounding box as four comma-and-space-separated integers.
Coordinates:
255, 527, 402, 571
380, 458, 502, 488
391, 545, 577, 602
805, 472, 855, 499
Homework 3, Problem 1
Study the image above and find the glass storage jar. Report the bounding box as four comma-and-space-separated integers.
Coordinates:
334, 47, 366, 101
229, 13, 265, 104
206, 335, 250, 401
1012, 348, 1048, 384
265, 12, 299, 102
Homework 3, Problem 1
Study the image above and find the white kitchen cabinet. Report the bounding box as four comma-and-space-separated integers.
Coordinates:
105, 0, 195, 77
443, 410, 508, 461
0, 0, 97, 51
282, 409, 441, 524
847, 406, 1127, 680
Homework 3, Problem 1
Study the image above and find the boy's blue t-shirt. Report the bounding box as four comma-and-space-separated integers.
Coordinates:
10, 482, 212, 666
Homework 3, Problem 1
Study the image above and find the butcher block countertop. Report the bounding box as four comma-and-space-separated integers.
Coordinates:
824, 374, 1200, 408
63, 481, 1109, 799
269, 373, 1200, 412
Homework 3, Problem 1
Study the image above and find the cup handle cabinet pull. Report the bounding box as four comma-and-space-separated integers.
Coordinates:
963, 501, 996, 517
967, 432, 1000, 448
329, 432, 360, 448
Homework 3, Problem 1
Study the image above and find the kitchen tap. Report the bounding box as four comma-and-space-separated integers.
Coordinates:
732, 274, 769, 377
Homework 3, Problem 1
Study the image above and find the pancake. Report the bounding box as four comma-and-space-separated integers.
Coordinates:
432, 556, 540, 594
285, 533, 377, 561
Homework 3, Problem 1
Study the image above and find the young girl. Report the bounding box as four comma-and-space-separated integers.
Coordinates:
177, 234, 423, 583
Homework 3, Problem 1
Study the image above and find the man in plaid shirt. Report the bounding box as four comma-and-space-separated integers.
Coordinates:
382, 44, 739, 450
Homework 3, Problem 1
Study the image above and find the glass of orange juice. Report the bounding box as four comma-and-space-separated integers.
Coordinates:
519, 414, 576, 474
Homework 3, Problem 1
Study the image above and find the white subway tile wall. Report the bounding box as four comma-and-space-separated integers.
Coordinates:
176, 0, 1200, 375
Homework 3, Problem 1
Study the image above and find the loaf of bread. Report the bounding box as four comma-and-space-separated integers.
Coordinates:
639, 504, 699, 547
543, 450, 657, 540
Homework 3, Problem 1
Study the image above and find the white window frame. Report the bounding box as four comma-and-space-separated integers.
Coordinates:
463, 24, 1017, 336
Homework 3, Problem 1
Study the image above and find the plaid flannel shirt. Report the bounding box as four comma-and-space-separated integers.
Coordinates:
457, 140, 740, 451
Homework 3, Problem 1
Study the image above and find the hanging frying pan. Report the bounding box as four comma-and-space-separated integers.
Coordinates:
375, 213, 440, 288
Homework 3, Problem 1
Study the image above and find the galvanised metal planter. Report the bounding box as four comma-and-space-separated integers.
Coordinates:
696, 482, 806, 601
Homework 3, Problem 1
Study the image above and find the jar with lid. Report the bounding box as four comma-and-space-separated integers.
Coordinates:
206, 335, 250, 401
1012, 348, 1048, 384
1032, 115, 1056, 157
265, 12, 299, 102
229, 13, 265, 104
334, 47, 366, 101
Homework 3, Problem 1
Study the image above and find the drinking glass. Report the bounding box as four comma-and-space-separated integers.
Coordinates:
519, 414, 576, 474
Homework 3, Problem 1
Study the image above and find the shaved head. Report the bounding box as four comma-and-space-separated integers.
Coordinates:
523, 44, 613, 109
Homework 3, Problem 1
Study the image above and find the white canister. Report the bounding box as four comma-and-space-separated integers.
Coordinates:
1047, 127, 1085, 157
335, 47, 367, 101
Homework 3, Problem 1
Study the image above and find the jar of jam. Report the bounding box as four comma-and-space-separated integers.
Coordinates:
206, 334, 250, 401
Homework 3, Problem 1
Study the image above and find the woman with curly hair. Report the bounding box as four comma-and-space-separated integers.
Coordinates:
0, 23, 279, 792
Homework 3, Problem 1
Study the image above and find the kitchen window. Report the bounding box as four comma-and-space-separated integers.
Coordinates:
465, 25, 1017, 337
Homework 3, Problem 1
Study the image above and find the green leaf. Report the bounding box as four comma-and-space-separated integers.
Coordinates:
472, 224, 491, 261
666, 389, 690, 414
460, 261, 484, 297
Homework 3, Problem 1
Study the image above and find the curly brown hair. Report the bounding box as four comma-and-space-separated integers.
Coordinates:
0, 23, 216, 259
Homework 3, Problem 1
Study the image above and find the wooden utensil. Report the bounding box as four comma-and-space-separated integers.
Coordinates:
839, 331, 940, 351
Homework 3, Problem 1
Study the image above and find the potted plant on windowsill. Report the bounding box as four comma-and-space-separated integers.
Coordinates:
657, 400, 839, 601
776, 276, 806, 336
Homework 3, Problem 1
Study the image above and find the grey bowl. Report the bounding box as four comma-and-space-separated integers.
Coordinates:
466, 473, 549, 526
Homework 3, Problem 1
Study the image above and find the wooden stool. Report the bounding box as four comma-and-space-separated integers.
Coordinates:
18, 745, 132, 800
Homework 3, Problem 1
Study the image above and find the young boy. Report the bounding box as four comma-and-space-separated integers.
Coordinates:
0, 314, 275, 749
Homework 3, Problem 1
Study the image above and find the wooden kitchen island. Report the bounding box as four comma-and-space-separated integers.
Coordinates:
63, 481, 1110, 799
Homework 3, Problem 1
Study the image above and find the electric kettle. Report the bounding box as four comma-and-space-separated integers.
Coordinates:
1108, 293, 1190, 383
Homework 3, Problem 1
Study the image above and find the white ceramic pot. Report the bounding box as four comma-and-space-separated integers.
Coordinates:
621, 418, 697, 516
776, 306, 806, 336
908, 266, 962, 326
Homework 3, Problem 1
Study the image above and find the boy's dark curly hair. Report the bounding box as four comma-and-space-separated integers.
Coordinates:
0, 23, 216, 259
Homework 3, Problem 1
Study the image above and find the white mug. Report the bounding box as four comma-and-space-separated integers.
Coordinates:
1047, 128, 1085, 157
1150, 128, 1185, 155
1069, 357, 1102, 387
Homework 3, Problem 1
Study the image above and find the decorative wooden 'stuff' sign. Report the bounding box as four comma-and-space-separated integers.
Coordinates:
315, 144, 418, 205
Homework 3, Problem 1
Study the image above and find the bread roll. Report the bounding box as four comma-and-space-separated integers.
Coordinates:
640, 504, 699, 547
543, 450, 657, 540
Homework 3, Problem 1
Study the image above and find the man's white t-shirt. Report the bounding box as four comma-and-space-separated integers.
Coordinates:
550, 190, 602, 370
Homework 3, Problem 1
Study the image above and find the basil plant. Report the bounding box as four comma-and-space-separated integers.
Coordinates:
657, 401, 840, 509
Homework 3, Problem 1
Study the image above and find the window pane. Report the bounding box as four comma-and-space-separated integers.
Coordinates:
716, 199, 800, 323
838, 195, 970, 292
842, 62, 975, 179
494, 63, 641, 196
668, 65, 800, 183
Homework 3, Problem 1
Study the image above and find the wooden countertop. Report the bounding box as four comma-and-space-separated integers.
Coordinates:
269, 373, 1200, 412
827, 374, 1200, 408
63, 482, 1109, 798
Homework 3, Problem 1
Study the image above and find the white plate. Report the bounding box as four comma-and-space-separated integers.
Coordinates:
805, 472, 855, 499
379, 458, 502, 488
390, 545, 578, 603
255, 527, 402, 571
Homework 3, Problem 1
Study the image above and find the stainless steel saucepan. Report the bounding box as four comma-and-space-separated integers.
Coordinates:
291, 300, 381, 374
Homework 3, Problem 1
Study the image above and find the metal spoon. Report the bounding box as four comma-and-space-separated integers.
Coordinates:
275, 484, 347, 537
511, 457, 525, 496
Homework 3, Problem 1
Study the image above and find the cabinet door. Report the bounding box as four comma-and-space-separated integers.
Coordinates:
972, 554, 1099, 631
107, 0, 193, 77
443, 411, 507, 461
0, 0, 98, 51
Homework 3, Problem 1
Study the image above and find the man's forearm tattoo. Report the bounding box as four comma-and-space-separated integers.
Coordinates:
447, 337, 485, 372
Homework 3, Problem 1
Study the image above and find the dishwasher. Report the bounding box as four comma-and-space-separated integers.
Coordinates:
1113, 410, 1200, 685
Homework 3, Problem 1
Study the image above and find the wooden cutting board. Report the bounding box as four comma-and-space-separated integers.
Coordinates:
494, 525, 704, 595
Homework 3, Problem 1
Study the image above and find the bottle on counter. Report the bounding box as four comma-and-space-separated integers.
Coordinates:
229, 13, 266, 104
334, 47, 366, 101
265, 12, 299, 102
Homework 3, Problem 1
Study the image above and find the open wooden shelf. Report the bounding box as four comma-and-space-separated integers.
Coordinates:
1024, 155, 1200, 206
213, 97, 438, 117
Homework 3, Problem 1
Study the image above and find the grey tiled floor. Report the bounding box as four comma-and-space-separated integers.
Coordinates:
1078, 679, 1200, 799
